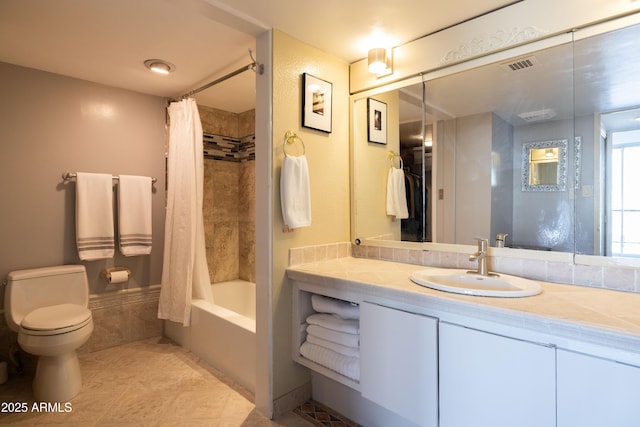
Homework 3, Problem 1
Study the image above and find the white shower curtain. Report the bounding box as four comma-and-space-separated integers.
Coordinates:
158, 98, 213, 326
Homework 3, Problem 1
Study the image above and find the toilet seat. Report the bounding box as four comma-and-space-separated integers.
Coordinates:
20, 304, 92, 336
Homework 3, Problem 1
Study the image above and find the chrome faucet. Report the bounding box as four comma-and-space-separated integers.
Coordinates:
495, 233, 508, 248
468, 238, 498, 277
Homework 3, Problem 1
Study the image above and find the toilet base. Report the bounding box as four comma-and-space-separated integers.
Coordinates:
33, 352, 82, 402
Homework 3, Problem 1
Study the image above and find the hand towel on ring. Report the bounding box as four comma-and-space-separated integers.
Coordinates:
280, 154, 311, 229
386, 166, 409, 219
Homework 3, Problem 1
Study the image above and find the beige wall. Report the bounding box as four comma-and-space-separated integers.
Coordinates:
200, 106, 256, 283
269, 30, 350, 404
0, 62, 166, 293
200, 105, 255, 137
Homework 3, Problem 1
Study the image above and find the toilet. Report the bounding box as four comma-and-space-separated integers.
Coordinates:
4, 265, 93, 402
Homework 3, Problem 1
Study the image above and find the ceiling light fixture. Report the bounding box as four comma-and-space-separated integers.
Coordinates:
144, 59, 175, 75
368, 48, 392, 76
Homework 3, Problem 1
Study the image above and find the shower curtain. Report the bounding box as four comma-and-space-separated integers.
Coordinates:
158, 98, 213, 326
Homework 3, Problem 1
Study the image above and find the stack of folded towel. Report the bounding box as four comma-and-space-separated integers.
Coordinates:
299, 294, 360, 381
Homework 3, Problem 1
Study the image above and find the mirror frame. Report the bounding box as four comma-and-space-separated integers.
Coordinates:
521, 139, 568, 192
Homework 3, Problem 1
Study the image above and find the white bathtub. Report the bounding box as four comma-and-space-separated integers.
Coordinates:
164, 280, 256, 392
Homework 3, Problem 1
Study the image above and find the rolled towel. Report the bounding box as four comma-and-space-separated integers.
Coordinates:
307, 324, 359, 348
306, 313, 359, 334
300, 341, 360, 381
311, 294, 360, 320
307, 334, 360, 358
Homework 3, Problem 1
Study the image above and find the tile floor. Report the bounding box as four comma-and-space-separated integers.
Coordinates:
294, 401, 362, 427
0, 337, 315, 426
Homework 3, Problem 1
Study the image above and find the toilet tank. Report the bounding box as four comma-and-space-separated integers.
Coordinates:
4, 265, 88, 332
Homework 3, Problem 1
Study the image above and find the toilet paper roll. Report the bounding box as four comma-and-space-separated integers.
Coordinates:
108, 270, 129, 283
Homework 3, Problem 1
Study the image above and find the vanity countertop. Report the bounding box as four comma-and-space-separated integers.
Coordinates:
287, 256, 640, 356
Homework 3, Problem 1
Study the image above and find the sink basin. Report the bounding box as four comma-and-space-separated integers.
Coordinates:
410, 268, 542, 297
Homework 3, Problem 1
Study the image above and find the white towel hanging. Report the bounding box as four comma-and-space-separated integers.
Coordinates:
75, 172, 115, 260
118, 175, 153, 256
280, 154, 311, 229
386, 166, 409, 219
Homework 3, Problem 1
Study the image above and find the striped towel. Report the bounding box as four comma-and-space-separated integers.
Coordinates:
75, 172, 115, 260
118, 175, 153, 256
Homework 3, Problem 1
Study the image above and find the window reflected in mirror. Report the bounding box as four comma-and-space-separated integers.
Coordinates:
529, 148, 559, 185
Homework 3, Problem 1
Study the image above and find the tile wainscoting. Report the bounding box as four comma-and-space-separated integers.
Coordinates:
84, 285, 163, 353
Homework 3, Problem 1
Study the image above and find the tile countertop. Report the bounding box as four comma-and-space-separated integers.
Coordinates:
287, 257, 640, 359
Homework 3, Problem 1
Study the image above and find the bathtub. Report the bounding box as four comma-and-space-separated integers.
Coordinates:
164, 280, 256, 393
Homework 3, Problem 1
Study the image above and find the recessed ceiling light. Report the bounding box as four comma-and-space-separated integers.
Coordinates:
144, 59, 175, 75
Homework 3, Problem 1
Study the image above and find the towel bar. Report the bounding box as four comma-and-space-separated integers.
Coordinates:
62, 172, 157, 184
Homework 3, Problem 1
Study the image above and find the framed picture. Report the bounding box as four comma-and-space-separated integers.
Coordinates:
367, 98, 387, 144
302, 73, 332, 133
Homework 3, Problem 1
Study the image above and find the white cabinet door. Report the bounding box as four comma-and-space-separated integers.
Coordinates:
439, 322, 556, 427
557, 349, 640, 427
360, 302, 438, 427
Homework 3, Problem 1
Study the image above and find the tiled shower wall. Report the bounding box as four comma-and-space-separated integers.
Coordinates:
200, 105, 256, 283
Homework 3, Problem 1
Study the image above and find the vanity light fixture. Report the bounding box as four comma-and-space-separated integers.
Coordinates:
368, 47, 392, 76
144, 59, 175, 75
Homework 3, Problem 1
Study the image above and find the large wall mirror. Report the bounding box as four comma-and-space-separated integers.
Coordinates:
352, 16, 640, 260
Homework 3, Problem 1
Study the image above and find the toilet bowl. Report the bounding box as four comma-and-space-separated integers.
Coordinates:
4, 266, 93, 402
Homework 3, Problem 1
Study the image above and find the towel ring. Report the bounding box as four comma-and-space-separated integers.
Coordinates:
388, 151, 403, 169
283, 131, 306, 156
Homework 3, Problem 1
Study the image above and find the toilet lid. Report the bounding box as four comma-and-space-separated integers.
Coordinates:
21, 304, 92, 332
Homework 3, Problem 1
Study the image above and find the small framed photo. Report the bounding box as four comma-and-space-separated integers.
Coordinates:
302, 73, 332, 133
367, 98, 387, 144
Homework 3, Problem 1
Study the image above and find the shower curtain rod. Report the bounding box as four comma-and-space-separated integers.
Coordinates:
172, 61, 262, 102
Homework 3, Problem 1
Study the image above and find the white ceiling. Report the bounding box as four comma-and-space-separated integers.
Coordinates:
0, 0, 515, 113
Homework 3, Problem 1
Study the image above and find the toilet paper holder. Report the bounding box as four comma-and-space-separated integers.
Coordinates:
100, 267, 131, 283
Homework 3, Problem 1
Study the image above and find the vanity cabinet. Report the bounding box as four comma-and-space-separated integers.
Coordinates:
557, 349, 640, 427
290, 271, 640, 427
439, 322, 556, 427
360, 302, 438, 427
